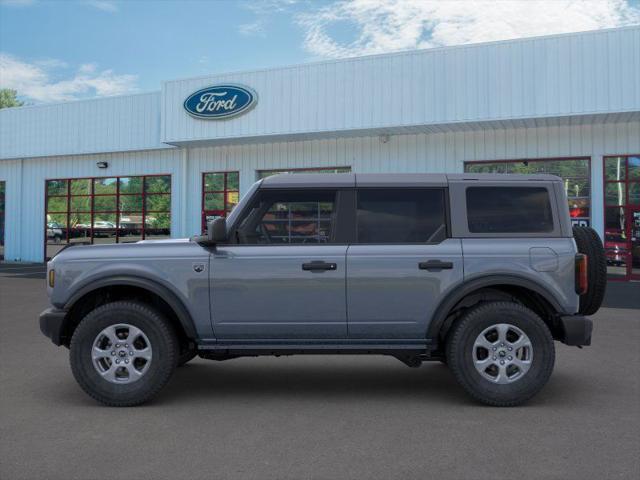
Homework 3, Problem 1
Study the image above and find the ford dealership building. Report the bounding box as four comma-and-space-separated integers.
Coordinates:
1, 26, 639, 280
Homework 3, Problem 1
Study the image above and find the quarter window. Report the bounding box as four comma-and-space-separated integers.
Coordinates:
464, 158, 591, 227
237, 191, 337, 244
356, 189, 447, 244
466, 187, 553, 233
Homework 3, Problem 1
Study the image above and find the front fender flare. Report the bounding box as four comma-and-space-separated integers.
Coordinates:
64, 275, 197, 339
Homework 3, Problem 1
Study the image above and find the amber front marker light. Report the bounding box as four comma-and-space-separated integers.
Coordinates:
575, 254, 588, 295
48, 269, 55, 288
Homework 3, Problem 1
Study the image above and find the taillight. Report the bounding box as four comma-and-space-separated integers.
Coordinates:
575, 254, 588, 295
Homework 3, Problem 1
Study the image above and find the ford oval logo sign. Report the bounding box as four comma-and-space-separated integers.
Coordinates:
183, 84, 257, 119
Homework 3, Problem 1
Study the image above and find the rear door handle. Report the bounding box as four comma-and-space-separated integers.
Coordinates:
302, 261, 337, 272
419, 260, 454, 271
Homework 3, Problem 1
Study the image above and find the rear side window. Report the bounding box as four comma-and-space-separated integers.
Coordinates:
356, 189, 447, 243
466, 187, 554, 233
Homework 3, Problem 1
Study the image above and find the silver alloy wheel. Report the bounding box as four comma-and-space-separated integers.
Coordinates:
91, 324, 152, 384
472, 323, 533, 384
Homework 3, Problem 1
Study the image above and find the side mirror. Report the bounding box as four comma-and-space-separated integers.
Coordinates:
207, 217, 227, 243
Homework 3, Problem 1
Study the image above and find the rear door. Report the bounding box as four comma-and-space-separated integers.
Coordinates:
346, 187, 463, 339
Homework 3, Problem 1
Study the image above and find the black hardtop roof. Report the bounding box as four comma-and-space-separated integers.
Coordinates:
260, 172, 561, 188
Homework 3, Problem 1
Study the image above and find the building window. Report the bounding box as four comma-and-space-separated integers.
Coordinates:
0, 181, 5, 260
603, 155, 640, 280
201, 171, 239, 232
464, 158, 591, 227
257, 166, 351, 179
45, 175, 171, 259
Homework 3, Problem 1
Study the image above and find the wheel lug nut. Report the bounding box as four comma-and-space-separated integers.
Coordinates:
125, 344, 129, 348
492, 356, 497, 360
492, 347, 497, 351
111, 351, 115, 356
500, 343, 505, 347
116, 344, 120, 348
115, 359, 120, 364
125, 359, 129, 364
508, 356, 513, 360
500, 360, 505, 365
508, 347, 513, 351
129, 351, 134, 356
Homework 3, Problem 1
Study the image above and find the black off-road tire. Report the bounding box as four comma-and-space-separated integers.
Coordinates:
446, 302, 555, 407
573, 226, 607, 316
70, 301, 179, 407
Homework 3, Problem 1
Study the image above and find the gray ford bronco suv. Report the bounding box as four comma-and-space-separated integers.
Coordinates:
40, 173, 606, 407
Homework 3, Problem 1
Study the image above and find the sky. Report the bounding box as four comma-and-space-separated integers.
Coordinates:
1, 0, 639, 104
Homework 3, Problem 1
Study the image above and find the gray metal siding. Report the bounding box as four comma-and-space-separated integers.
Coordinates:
162, 27, 640, 144
0, 92, 168, 160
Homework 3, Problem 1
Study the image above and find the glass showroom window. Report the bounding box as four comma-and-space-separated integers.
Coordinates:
201, 171, 239, 232
603, 155, 640, 280
464, 158, 591, 227
257, 166, 351, 179
45, 175, 171, 259
0, 181, 5, 260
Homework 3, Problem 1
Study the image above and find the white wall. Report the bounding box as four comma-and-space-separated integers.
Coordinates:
1, 120, 638, 262
0, 92, 167, 160
163, 27, 640, 145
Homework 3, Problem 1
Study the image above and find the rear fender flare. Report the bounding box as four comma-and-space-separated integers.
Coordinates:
426, 274, 564, 342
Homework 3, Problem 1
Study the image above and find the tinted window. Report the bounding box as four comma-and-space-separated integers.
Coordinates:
237, 190, 336, 244
356, 189, 447, 243
466, 187, 553, 233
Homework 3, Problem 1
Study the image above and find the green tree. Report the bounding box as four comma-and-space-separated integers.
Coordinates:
0, 89, 24, 109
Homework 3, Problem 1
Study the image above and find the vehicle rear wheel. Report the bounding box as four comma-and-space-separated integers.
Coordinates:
69, 301, 178, 407
572, 226, 607, 316
446, 302, 555, 407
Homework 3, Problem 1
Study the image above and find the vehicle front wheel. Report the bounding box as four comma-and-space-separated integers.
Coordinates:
446, 302, 555, 407
69, 301, 179, 407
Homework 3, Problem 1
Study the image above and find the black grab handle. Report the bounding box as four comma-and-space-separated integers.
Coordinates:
302, 261, 337, 272
419, 260, 453, 271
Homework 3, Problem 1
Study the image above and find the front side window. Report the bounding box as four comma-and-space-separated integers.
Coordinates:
466, 187, 553, 233
356, 189, 447, 244
236, 190, 336, 244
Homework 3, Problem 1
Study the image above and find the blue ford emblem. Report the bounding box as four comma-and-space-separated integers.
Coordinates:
183, 84, 257, 119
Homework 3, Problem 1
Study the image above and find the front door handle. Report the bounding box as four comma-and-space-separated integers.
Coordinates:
419, 260, 454, 271
302, 261, 337, 272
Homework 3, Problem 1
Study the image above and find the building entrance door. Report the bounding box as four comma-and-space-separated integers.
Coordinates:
631, 208, 640, 280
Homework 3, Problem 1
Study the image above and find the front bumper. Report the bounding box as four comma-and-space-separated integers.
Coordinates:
558, 315, 593, 346
39, 307, 68, 346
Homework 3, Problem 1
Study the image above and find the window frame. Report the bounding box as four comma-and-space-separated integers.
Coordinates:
201, 171, 240, 233
354, 187, 450, 245
44, 174, 172, 260
448, 181, 563, 238
603, 154, 640, 281
256, 166, 352, 180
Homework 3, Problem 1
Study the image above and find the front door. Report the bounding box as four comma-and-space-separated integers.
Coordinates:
211, 189, 348, 339
346, 188, 464, 339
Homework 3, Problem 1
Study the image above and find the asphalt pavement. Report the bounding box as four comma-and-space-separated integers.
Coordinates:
1, 266, 639, 480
